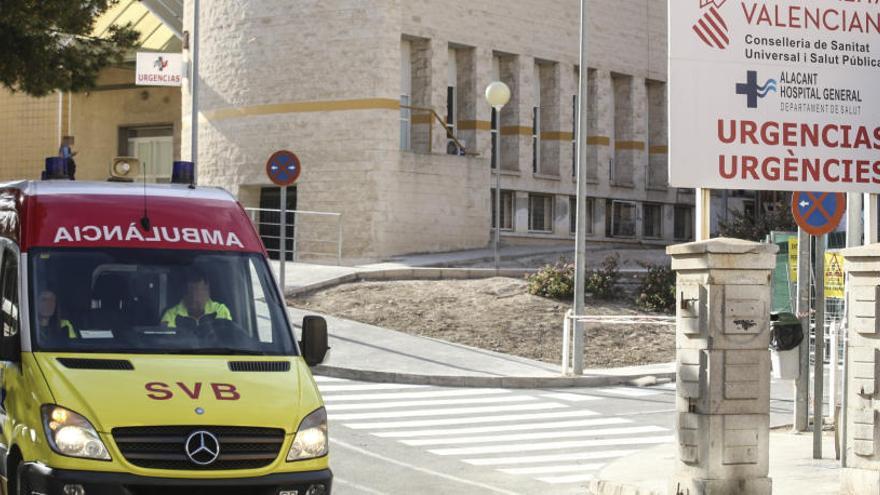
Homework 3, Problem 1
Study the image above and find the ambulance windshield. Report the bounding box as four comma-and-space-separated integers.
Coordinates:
29, 248, 297, 355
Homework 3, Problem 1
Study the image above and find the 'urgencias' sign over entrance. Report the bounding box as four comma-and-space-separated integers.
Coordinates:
669, 0, 880, 193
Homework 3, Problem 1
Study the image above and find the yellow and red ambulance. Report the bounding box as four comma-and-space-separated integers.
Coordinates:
0, 170, 331, 494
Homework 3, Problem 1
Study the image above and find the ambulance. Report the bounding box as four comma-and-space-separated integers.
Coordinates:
0, 162, 332, 494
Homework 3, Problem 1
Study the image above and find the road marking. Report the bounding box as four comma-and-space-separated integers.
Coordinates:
345, 410, 598, 430
326, 395, 537, 411
463, 449, 639, 466
318, 383, 426, 392
402, 425, 668, 446
331, 439, 524, 495
429, 435, 674, 456
373, 417, 628, 438
333, 476, 390, 495
536, 473, 595, 484
312, 376, 349, 383
329, 403, 566, 421
594, 387, 660, 398
498, 464, 603, 475
541, 392, 599, 402
322, 389, 511, 402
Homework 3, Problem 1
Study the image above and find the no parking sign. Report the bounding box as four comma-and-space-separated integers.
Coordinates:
790, 191, 846, 237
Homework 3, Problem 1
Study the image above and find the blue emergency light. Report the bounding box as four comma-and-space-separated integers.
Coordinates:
43, 157, 69, 180
172, 161, 195, 185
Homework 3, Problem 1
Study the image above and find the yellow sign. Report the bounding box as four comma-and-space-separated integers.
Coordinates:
825, 252, 845, 299
787, 239, 846, 299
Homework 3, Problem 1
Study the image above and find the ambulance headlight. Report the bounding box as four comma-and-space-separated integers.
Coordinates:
287, 407, 328, 461
42, 405, 111, 461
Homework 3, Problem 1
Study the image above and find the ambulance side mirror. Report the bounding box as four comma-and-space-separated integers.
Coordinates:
0, 329, 20, 362
301, 316, 329, 367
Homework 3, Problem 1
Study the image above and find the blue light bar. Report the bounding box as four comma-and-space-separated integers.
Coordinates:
43, 157, 68, 180
172, 161, 195, 185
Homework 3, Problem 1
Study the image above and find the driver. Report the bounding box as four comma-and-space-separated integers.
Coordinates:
37, 290, 77, 339
161, 269, 232, 329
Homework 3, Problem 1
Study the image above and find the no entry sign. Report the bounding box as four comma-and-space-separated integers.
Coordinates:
791, 191, 845, 236
266, 150, 302, 187
669, 1, 880, 193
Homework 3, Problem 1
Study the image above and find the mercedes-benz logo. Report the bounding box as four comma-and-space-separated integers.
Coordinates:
185, 430, 221, 466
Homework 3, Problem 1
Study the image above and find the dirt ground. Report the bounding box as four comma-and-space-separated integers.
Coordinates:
289, 278, 674, 369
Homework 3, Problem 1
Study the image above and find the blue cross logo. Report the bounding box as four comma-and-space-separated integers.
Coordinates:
735, 71, 777, 109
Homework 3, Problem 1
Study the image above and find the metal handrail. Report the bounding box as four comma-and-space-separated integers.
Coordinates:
244, 208, 343, 266
401, 104, 477, 156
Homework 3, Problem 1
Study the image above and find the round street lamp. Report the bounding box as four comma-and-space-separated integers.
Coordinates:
485, 81, 511, 271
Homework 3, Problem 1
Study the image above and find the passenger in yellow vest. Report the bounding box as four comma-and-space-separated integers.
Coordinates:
161, 270, 232, 329
37, 290, 76, 339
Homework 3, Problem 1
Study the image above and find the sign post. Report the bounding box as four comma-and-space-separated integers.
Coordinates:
266, 151, 302, 292
790, 190, 845, 458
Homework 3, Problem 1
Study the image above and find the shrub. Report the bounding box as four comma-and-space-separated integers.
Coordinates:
526, 260, 574, 299
636, 263, 676, 314
585, 254, 620, 299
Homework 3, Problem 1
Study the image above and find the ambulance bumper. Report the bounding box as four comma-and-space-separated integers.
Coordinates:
20, 463, 332, 495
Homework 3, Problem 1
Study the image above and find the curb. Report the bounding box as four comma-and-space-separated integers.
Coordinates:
287, 267, 536, 297
588, 480, 664, 495
312, 364, 675, 389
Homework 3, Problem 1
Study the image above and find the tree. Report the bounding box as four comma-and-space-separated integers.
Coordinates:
718, 200, 798, 241
0, 1, 139, 97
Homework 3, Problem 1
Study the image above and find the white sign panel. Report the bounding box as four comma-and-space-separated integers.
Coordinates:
135, 52, 183, 87
669, 1, 880, 193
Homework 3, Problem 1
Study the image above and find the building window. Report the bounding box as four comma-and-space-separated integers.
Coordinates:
529, 194, 553, 233
643, 203, 663, 239
491, 189, 514, 231
572, 95, 578, 177
611, 200, 637, 238
120, 125, 174, 182
532, 106, 540, 174
570, 196, 593, 235
674, 205, 695, 241
446, 47, 457, 155
532, 62, 541, 174
400, 40, 412, 151
400, 95, 411, 151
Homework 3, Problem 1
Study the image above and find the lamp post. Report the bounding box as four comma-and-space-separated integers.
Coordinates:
485, 82, 511, 271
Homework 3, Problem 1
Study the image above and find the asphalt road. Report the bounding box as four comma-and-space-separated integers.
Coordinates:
319, 376, 802, 495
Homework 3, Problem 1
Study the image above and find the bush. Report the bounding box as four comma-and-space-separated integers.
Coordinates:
526, 254, 621, 300
526, 259, 574, 299
636, 263, 676, 314
585, 254, 620, 299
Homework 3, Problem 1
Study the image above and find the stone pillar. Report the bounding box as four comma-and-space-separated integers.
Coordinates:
841, 244, 880, 494
668, 238, 778, 495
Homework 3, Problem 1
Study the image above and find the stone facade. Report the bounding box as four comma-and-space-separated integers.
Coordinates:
185, 0, 692, 259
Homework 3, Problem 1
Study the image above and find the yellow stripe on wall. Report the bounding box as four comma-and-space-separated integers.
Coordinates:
204, 98, 401, 121
458, 120, 492, 131
586, 136, 611, 146
649, 145, 669, 155
615, 141, 646, 151
541, 131, 575, 141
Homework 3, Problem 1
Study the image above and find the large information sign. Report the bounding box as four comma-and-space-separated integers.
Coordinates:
669, 1, 880, 193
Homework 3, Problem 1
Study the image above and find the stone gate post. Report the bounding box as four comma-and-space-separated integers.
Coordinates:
841, 244, 880, 494
667, 238, 778, 495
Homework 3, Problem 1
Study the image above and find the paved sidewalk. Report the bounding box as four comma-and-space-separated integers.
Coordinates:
589, 432, 840, 495
287, 306, 675, 388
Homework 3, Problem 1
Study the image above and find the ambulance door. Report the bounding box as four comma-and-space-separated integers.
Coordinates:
0, 241, 21, 468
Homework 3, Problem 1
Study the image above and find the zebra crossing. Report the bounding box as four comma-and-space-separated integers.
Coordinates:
316, 376, 673, 488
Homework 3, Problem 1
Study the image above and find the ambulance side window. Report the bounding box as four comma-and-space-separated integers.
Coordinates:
0, 249, 19, 339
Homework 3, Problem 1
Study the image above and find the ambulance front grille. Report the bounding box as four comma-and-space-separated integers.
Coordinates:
112, 425, 286, 470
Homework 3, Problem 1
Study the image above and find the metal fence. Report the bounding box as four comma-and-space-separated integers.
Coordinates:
244, 208, 343, 265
